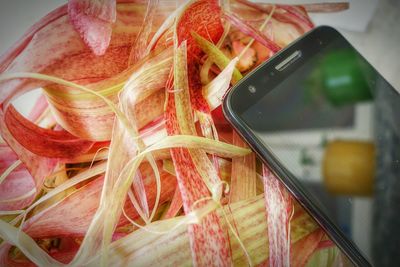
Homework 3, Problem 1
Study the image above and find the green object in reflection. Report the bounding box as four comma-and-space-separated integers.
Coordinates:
321, 49, 374, 106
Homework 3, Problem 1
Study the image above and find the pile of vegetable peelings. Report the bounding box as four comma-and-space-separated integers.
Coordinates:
0, 0, 350, 266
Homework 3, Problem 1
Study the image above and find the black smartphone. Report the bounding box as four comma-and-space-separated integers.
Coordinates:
223, 26, 400, 267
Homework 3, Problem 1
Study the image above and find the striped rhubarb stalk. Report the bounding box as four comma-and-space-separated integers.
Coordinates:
229, 132, 256, 203
165, 40, 232, 266
263, 165, 294, 267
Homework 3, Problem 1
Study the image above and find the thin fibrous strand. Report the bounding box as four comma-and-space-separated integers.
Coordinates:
33, 107, 51, 126
203, 57, 239, 108
82, 49, 172, 264
145, 1, 191, 54
141, 135, 250, 158
9, 162, 106, 227
0, 210, 24, 216
263, 165, 293, 267
219, 203, 253, 266
223, 12, 281, 53
121, 52, 173, 224
199, 20, 231, 85
0, 219, 64, 267
132, 171, 150, 221
128, 188, 150, 224
1, 193, 321, 266
43, 167, 84, 190
238, 5, 275, 60
0, 72, 135, 140
128, 0, 160, 65
146, 155, 162, 222
232, 0, 314, 33
167, 36, 232, 264
172, 41, 223, 200
0, 159, 21, 185
277, 5, 314, 29
192, 31, 243, 84
88, 146, 109, 169
122, 197, 218, 235
0, 187, 36, 204
229, 132, 256, 203
162, 186, 183, 219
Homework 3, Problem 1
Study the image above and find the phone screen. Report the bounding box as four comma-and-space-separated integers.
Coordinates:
238, 36, 400, 266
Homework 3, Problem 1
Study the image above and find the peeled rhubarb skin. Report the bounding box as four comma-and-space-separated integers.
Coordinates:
22, 167, 176, 239
0, 1, 176, 142
68, 0, 116, 56
0, 1, 348, 266
166, 2, 234, 266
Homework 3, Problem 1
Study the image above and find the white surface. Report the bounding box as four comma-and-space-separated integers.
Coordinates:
339, 0, 400, 92
352, 198, 373, 261
310, 0, 378, 32
0, 0, 65, 55
266, 0, 378, 32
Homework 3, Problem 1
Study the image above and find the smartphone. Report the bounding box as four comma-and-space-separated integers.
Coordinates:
223, 26, 400, 267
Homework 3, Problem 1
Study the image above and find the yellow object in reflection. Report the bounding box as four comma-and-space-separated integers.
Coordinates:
323, 140, 375, 196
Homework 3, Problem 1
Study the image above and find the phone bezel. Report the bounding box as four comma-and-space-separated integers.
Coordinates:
223, 26, 372, 267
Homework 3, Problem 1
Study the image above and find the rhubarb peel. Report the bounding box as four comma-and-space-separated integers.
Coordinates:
0, 1, 350, 266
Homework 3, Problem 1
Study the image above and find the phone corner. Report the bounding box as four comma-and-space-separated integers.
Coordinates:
314, 25, 342, 37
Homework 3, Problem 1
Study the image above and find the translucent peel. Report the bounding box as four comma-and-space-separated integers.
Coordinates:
0, 109, 58, 213
203, 57, 239, 108
237, 5, 276, 62
0, 160, 21, 185
1, 54, 235, 159
146, 135, 250, 160
19, 164, 176, 241
0, 72, 132, 138
129, 0, 160, 64
68, 63, 169, 266
0, 2, 345, 266
224, 12, 281, 53
192, 31, 243, 84
4, 105, 93, 158
200, 20, 231, 85
263, 165, 294, 267
165, 38, 231, 266
176, 0, 224, 60
2, 202, 320, 267
68, 0, 116, 56
9, 162, 106, 227
1, 57, 173, 265
231, 0, 313, 34
171, 41, 223, 200
229, 132, 256, 203
0, 1, 176, 143
0, 219, 63, 267
83, 194, 320, 266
